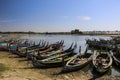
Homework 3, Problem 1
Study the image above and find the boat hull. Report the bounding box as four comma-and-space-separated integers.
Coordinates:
62, 60, 91, 73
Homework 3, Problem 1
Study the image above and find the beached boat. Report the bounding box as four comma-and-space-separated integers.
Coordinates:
61, 46, 93, 73
26, 40, 64, 59
38, 40, 64, 53
17, 40, 64, 57
0, 42, 9, 51
33, 42, 73, 60
61, 53, 92, 73
92, 51, 113, 74
31, 43, 77, 68
0, 39, 18, 51
110, 50, 120, 67
86, 39, 116, 51
16, 43, 41, 57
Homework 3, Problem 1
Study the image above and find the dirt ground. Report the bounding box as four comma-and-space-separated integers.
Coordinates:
0, 51, 93, 80
0, 51, 120, 80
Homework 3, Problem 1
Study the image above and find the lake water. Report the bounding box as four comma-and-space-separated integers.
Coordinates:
21, 34, 111, 52
21, 34, 120, 76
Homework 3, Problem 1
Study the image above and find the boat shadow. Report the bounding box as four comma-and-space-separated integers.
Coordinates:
18, 59, 30, 62
112, 65, 120, 74
20, 66, 36, 69
89, 65, 112, 80
52, 64, 91, 75
8, 55, 23, 58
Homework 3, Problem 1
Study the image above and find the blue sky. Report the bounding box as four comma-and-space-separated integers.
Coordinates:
0, 0, 120, 32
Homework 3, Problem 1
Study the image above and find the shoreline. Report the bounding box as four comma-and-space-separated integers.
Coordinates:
1, 33, 120, 37
0, 34, 120, 80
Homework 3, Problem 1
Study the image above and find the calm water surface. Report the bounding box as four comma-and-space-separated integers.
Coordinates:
21, 34, 110, 52
21, 34, 120, 76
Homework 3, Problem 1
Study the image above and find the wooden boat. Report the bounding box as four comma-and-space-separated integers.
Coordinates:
9, 40, 41, 51
34, 42, 73, 60
61, 46, 93, 73
0, 42, 9, 51
31, 43, 77, 68
17, 40, 64, 57
61, 53, 92, 73
15, 40, 49, 56
27, 45, 63, 60
8, 44, 18, 53
15, 43, 41, 57
17, 41, 45, 52
110, 50, 120, 67
26, 40, 64, 59
37, 42, 50, 51
26, 42, 50, 59
0, 39, 18, 51
92, 51, 112, 74
34, 40, 64, 53
86, 39, 116, 51
37, 40, 64, 54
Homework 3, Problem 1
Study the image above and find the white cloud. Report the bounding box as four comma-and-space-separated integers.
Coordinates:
77, 16, 91, 21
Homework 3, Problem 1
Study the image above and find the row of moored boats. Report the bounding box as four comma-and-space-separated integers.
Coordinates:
0, 37, 120, 74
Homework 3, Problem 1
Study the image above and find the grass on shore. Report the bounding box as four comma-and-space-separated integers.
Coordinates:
0, 63, 9, 78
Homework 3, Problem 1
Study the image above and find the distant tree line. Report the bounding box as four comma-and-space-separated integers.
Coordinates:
0, 29, 83, 35
0, 31, 35, 34
71, 29, 83, 34
2, 30, 120, 35
0, 31, 71, 34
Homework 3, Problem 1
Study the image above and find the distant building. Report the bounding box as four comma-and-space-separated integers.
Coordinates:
71, 29, 82, 34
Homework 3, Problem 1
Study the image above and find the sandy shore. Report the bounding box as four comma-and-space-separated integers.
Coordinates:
0, 51, 92, 80
0, 51, 120, 80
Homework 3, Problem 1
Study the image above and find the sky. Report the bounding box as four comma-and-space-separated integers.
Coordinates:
0, 0, 120, 32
